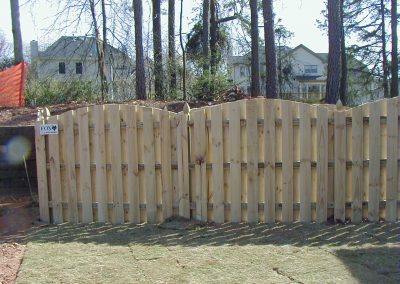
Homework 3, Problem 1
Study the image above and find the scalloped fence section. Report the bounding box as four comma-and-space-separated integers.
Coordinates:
35, 98, 400, 224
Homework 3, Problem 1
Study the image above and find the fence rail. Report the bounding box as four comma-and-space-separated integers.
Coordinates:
36, 97, 400, 224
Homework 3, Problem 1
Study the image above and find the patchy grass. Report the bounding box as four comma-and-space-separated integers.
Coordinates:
17, 221, 400, 283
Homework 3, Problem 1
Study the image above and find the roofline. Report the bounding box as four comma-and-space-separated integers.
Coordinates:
290, 44, 327, 63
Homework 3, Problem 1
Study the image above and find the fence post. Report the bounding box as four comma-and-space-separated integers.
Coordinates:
35, 108, 50, 223
177, 103, 190, 219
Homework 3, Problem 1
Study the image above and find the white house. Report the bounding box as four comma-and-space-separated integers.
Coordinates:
30, 36, 135, 99
229, 44, 328, 101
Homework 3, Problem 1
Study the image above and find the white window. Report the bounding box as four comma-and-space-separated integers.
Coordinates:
240, 66, 247, 77
304, 65, 318, 74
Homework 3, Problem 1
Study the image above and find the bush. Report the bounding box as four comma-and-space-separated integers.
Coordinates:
190, 71, 233, 101
25, 79, 100, 106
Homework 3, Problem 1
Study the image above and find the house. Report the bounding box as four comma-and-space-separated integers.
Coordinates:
30, 36, 135, 99
229, 44, 327, 101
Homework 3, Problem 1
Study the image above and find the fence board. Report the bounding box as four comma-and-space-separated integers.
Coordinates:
63, 111, 78, 222
334, 109, 346, 222
192, 109, 208, 221
229, 102, 242, 222
368, 102, 380, 222
106, 105, 124, 223
161, 110, 173, 220
35, 122, 49, 223
211, 105, 224, 223
351, 106, 363, 223
282, 101, 294, 222
177, 109, 190, 218
77, 107, 93, 223
264, 100, 276, 223
246, 99, 259, 222
143, 107, 157, 223
299, 103, 311, 222
121, 105, 140, 223
386, 98, 398, 221
316, 107, 328, 223
93, 105, 108, 222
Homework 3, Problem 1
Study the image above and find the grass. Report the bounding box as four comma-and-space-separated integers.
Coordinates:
17, 221, 400, 283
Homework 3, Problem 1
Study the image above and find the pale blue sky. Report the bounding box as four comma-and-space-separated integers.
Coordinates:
0, 0, 329, 53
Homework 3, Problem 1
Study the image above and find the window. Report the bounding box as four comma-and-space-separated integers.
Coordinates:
240, 66, 246, 77
76, 62, 83, 74
304, 65, 318, 74
59, 62, 65, 74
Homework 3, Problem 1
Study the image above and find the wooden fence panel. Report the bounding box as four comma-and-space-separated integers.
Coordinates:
36, 98, 399, 225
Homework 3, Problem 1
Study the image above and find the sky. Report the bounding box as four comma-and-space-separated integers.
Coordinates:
0, 0, 329, 55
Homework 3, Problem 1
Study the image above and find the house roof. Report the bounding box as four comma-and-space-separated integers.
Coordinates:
39, 36, 130, 61
289, 44, 328, 63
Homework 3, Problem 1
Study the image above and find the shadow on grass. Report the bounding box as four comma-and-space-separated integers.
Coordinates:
26, 219, 399, 248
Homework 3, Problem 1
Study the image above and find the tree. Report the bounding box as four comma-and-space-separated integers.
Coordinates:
168, 0, 177, 96
133, 0, 146, 99
262, 0, 277, 98
326, 0, 341, 104
380, 0, 390, 98
89, 0, 108, 100
10, 0, 23, 64
202, 0, 210, 99
179, 0, 187, 99
339, 0, 348, 105
153, 0, 164, 99
390, 0, 398, 97
250, 0, 260, 97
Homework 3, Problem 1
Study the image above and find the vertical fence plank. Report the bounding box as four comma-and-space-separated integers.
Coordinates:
211, 105, 224, 223
229, 101, 241, 222
334, 109, 346, 222
282, 101, 293, 222
35, 122, 50, 223
369, 102, 380, 222
142, 107, 157, 223
107, 105, 124, 223
192, 109, 207, 221
246, 99, 259, 222
316, 107, 328, 223
63, 111, 78, 222
299, 103, 311, 222
177, 108, 190, 219
47, 115, 63, 223
351, 106, 363, 223
121, 105, 140, 223
264, 100, 276, 223
161, 110, 173, 220
386, 98, 398, 222
77, 107, 93, 223
93, 105, 107, 222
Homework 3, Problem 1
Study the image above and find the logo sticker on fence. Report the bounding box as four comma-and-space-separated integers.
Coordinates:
39, 124, 59, 135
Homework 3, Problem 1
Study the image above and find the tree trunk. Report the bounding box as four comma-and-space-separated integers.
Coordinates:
89, 0, 107, 101
326, 0, 341, 104
202, 0, 210, 75
10, 0, 23, 64
168, 0, 177, 96
101, 0, 109, 96
179, 0, 186, 100
390, 0, 398, 97
262, 0, 277, 98
339, 0, 347, 105
210, 0, 217, 75
133, 0, 146, 99
153, 0, 164, 100
250, 0, 260, 97
381, 0, 389, 98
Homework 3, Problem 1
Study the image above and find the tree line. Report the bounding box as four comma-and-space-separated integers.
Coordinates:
5, 0, 399, 104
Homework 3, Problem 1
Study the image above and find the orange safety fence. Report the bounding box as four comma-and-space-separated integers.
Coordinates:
0, 62, 29, 107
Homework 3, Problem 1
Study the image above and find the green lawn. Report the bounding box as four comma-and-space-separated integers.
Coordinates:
17, 221, 400, 283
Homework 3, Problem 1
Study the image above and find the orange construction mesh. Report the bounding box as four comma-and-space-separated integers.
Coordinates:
0, 62, 29, 107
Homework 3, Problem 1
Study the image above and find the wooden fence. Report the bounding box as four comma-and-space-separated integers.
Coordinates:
36, 98, 400, 224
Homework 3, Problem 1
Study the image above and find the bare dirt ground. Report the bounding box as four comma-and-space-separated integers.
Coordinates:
0, 195, 41, 284
0, 100, 215, 127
